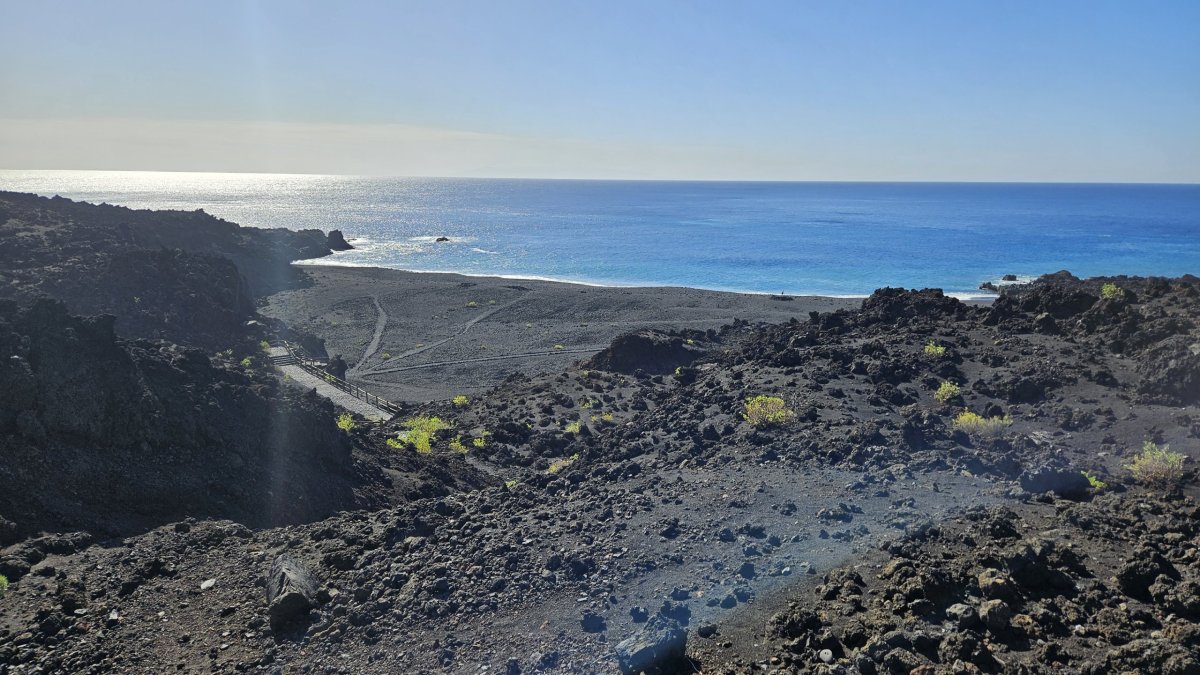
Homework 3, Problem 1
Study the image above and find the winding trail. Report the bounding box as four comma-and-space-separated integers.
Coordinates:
359, 297, 525, 375
349, 295, 387, 375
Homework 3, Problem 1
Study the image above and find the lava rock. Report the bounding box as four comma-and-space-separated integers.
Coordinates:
614, 615, 688, 675
266, 555, 319, 631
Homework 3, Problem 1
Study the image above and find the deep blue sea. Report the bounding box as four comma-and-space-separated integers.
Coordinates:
2, 170, 1197, 297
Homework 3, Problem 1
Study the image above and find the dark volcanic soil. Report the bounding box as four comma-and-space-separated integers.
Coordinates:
2, 264, 1198, 674
260, 265, 858, 402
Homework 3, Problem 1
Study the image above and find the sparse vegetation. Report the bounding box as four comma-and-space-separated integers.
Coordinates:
400, 416, 452, 453
472, 432, 489, 449
240, 356, 253, 368
1127, 441, 1186, 489
0, 573, 8, 594
1082, 471, 1108, 490
952, 411, 1012, 439
385, 437, 404, 450
488, 299, 497, 305
504, 479, 519, 489
924, 341, 947, 357
564, 421, 583, 434
382, 352, 391, 360
743, 395, 795, 427
449, 436, 469, 453
466, 300, 478, 308
599, 412, 615, 423
452, 394, 470, 407
336, 413, 356, 432
934, 381, 961, 404
547, 453, 580, 474
259, 340, 271, 352
553, 344, 565, 350
1101, 283, 1125, 301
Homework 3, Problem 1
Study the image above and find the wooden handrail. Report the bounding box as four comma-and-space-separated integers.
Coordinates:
278, 341, 403, 416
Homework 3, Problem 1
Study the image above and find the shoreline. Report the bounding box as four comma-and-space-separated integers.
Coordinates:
262, 264, 865, 402
293, 259, 1005, 302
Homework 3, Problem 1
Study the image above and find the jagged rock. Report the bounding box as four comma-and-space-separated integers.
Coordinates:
1019, 465, 1090, 498
1136, 336, 1200, 405
614, 615, 688, 674
327, 230, 354, 250
267, 555, 318, 631
584, 330, 702, 375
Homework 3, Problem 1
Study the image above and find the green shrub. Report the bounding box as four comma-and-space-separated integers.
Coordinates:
240, 357, 253, 368
400, 416, 451, 453
1081, 471, 1108, 490
934, 381, 961, 404
259, 340, 271, 352
598, 412, 615, 423
382, 352, 392, 360
0, 574, 8, 594
952, 411, 1012, 439
449, 436, 468, 453
504, 479, 519, 489
452, 395, 470, 407
386, 437, 404, 450
743, 395, 795, 427
924, 341, 947, 357
1101, 283, 1125, 301
564, 421, 583, 434
547, 453, 580, 474
554, 344, 565, 350
1127, 441, 1186, 488
472, 434, 488, 449
336, 413, 356, 432
466, 300, 478, 308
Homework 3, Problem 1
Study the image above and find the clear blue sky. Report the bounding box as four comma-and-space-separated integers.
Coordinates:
1, 0, 1197, 181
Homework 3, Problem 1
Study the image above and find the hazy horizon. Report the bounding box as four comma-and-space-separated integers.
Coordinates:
2, 1, 1198, 182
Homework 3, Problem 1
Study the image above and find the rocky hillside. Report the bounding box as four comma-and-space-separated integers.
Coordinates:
0, 299, 487, 544
0, 192, 343, 349
0, 272, 1196, 674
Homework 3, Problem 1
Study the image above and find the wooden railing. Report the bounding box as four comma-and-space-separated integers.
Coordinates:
280, 342, 403, 416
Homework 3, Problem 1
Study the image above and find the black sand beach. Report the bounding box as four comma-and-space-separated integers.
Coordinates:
261, 265, 858, 402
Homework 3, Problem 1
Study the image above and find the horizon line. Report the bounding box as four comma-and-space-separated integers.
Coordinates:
1, 168, 1197, 187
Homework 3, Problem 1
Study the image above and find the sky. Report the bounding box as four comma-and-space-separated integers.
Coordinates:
1, 0, 1197, 181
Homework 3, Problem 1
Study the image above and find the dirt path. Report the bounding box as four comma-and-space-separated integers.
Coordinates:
361, 345, 606, 376
358, 297, 525, 374
349, 295, 387, 375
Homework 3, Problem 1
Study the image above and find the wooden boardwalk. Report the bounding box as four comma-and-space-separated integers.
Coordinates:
268, 346, 393, 421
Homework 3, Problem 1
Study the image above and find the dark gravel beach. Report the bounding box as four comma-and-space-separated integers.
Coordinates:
261, 265, 858, 402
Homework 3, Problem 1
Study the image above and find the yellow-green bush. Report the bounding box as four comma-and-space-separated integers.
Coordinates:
952, 411, 1012, 439
449, 436, 468, 453
336, 413, 356, 432
924, 341, 947, 357
0, 573, 8, 594
934, 381, 961, 404
743, 395, 795, 427
452, 395, 470, 407
1101, 283, 1125, 301
400, 416, 451, 454
1127, 441, 1185, 488
547, 453, 580, 474
564, 421, 583, 434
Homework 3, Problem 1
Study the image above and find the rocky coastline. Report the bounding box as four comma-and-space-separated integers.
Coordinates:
0, 191, 1197, 674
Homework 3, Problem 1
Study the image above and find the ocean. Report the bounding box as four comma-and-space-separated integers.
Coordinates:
2, 170, 1197, 297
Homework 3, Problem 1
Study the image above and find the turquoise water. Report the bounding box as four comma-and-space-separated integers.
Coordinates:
2, 170, 1197, 297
